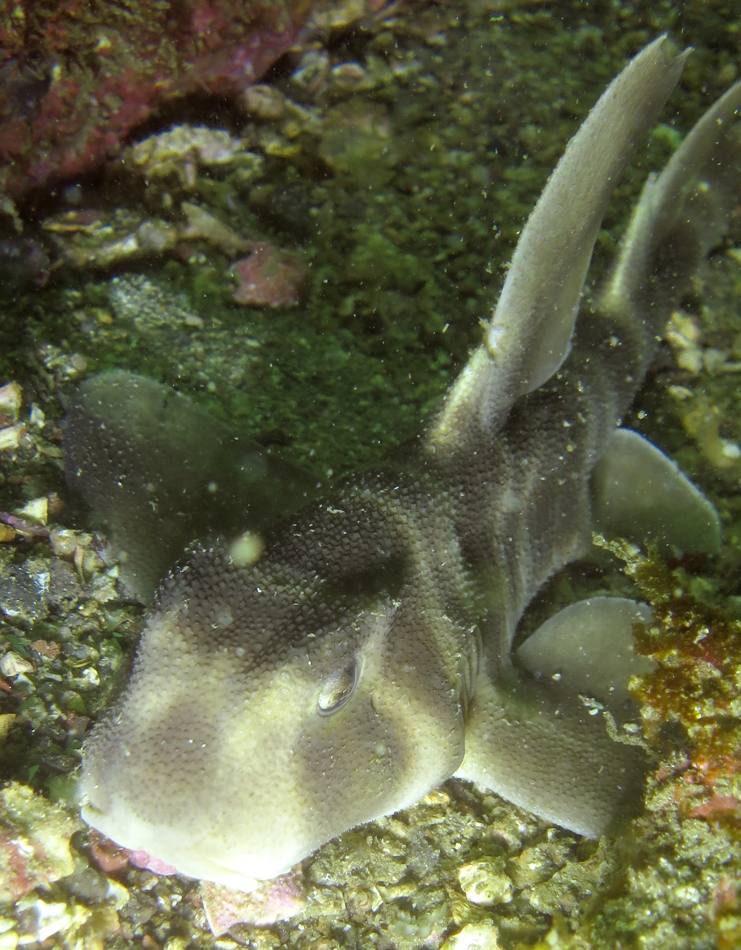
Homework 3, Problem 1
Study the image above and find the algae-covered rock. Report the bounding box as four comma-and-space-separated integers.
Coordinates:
319, 100, 400, 187
0, 783, 81, 904
457, 857, 513, 907
124, 124, 264, 191
442, 920, 501, 950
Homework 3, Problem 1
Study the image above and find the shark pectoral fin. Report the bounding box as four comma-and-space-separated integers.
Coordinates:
515, 596, 655, 719
64, 371, 315, 602
456, 668, 645, 839
590, 427, 721, 554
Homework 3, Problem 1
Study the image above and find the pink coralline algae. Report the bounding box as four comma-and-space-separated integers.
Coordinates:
0, 783, 79, 903
87, 829, 178, 876
0, 0, 322, 199
231, 243, 307, 308
86, 829, 130, 875
200, 869, 307, 936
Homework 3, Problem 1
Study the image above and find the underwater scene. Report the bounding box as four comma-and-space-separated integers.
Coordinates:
1, 0, 741, 947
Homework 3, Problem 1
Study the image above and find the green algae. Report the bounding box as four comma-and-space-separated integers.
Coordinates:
19, 0, 739, 478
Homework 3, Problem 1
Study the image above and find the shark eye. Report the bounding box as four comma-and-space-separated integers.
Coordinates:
317, 659, 360, 716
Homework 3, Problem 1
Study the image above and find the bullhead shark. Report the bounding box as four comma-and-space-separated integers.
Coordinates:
73, 36, 739, 891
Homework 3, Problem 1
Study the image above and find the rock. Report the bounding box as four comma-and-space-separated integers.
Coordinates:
0, 653, 34, 678
0, 0, 335, 199
230, 244, 307, 308
457, 858, 513, 906
47, 200, 253, 269
123, 125, 263, 189
0, 425, 23, 452
180, 202, 251, 256
0, 784, 80, 904
0, 383, 22, 428
119, 891, 158, 927
442, 921, 501, 950
240, 84, 287, 119
0, 561, 51, 625
0, 240, 50, 289
108, 274, 204, 331
0, 715, 16, 745
15, 898, 118, 950
15, 497, 48, 526
508, 841, 570, 889
319, 99, 398, 187
200, 869, 306, 936
63, 867, 110, 904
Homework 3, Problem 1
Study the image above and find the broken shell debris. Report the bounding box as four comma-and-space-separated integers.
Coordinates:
123, 124, 263, 189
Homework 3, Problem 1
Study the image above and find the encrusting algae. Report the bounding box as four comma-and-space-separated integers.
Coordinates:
601, 539, 741, 774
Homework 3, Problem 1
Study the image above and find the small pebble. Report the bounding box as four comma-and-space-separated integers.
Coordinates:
241, 84, 285, 119
120, 891, 158, 928
0, 714, 16, 743
30, 640, 61, 659
64, 867, 110, 904
442, 921, 501, 950
458, 859, 512, 906
0, 382, 22, 427
16, 497, 48, 526
0, 652, 34, 678
0, 929, 18, 950
0, 424, 23, 451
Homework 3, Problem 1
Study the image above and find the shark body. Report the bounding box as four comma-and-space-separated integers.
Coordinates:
76, 38, 739, 890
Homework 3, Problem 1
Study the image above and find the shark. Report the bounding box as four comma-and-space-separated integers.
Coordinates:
73, 36, 741, 892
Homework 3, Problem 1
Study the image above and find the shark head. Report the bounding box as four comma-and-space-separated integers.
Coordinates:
81, 494, 469, 888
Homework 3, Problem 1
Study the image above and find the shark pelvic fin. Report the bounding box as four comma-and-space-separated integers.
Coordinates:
516, 596, 655, 719
590, 427, 721, 554
455, 661, 646, 839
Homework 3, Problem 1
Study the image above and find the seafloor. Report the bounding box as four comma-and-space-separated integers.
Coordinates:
0, 0, 740, 948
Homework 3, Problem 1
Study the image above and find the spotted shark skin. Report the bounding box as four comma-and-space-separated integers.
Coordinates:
77, 37, 740, 891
